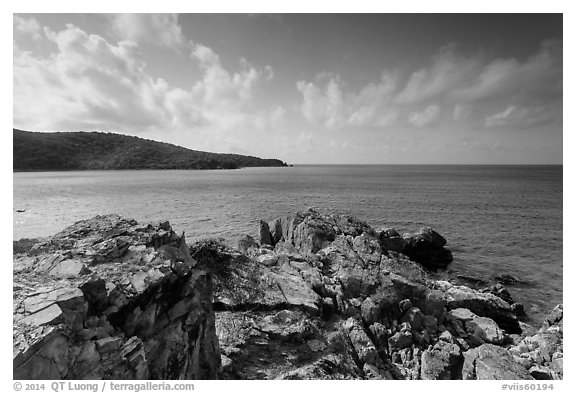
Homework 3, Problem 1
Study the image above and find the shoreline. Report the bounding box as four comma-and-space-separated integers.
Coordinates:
13, 209, 563, 380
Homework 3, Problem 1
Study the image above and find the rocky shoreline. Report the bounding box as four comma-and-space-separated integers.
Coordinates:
13, 209, 562, 380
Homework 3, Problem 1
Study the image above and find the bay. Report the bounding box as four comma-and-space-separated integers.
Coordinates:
13, 165, 562, 323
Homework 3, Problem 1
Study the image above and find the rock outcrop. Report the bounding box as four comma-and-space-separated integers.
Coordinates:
13, 215, 220, 379
13, 209, 562, 380
194, 208, 560, 380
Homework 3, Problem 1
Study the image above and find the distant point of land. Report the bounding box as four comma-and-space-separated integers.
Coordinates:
13, 129, 288, 171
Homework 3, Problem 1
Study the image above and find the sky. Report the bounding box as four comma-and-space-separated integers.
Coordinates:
13, 13, 563, 164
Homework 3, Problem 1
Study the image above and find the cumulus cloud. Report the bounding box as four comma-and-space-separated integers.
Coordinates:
14, 15, 42, 40
395, 45, 480, 105
296, 41, 561, 131
110, 14, 189, 50
13, 21, 283, 138
453, 41, 562, 103
296, 72, 399, 129
409, 105, 441, 128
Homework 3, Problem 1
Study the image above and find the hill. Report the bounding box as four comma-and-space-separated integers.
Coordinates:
13, 129, 287, 171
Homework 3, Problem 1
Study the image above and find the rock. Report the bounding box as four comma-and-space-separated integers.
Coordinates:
402, 307, 423, 330
237, 235, 258, 252
259, 220, 273, 246
482, 284, 514, 305
420, 340, 462, 380
462, 344, 533, 380
388, 331, 412, 352
435, 281, 521, 334
423, 315, 438, 335
402, 227, 453, 269
269, 218, 284, 245
292, 212, 337, 254
466, 316, 506, 345
529, 366, 553, 380
278, 354, 362, 379
494, 274, 521, 285
512, 303, 526, 317
544, 304, 563, 327
361, 297, 381, 325
508, 304, 563, 380
16, 209, 557, 381
13, 215, 220, 380
342, 318, 380, 366
256, 254, 280, 267
378, 228, 406, 253
398, 299, 412, 313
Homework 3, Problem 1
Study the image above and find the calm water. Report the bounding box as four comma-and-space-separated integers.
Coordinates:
13, 165, 562, 323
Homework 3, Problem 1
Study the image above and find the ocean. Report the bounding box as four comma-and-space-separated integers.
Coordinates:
13, 165, 562, 324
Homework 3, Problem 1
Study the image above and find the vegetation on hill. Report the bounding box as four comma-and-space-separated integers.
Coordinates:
13, 129, 288, 171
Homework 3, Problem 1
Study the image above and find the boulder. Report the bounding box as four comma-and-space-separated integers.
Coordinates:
402, 227, 453, 269
420, 340, 462, 380
378, 228, 406, 253
259, 220, 273, 246
462, 344, 533, 380
13, 215, 220, 380
434, 281, 521, 334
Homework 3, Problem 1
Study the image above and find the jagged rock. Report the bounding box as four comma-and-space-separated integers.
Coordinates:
292, 210, 337, 254
378, 228, 406, 253
402, 307, 423, 330
494, 274, 521, 285
511, 302, 526, 317
237, 235, 258, 252
420, 340, 462, 379
434, 281, 520, 334
259, 220, 273, 246
388, 331, 412, 352
402, 227, 453, 269
508, 304, 563, 380
14, 209, 554, 381
482, 283, 514, 304
447, 308, 506, 345
269, 218, 284, 245
398, 299, 412, 314
13, 215, 220, 380
545, 304, 563, 327
278, 354, 362, 379
462, 344, 533, 380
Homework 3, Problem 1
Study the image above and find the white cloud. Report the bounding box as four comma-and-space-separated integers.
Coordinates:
14, 15, 42, 40
13, 22, 283, 142
296, 72, 399, 129
110, 14, 188, 50
453, 41, 562, 103
484, 105, 558, 129
409, 105, 441, 128
297, 41, 561, 131
395, 45, 480, 105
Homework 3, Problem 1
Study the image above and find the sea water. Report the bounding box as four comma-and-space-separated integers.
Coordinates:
13, 165, 562, 323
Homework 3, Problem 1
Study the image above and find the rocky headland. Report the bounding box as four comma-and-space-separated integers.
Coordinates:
13, 209, 562, 380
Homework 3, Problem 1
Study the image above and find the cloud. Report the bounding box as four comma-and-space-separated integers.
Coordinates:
296, 71, 399, 129
14, 15, 42, 40
484, 104, 558, 129
110, 14, 188, 50
13, 21, 283, 140
453, 41, 562, 103
395, 45, 480, 105
409, 105, 441, 128
297, 41, 562, 131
